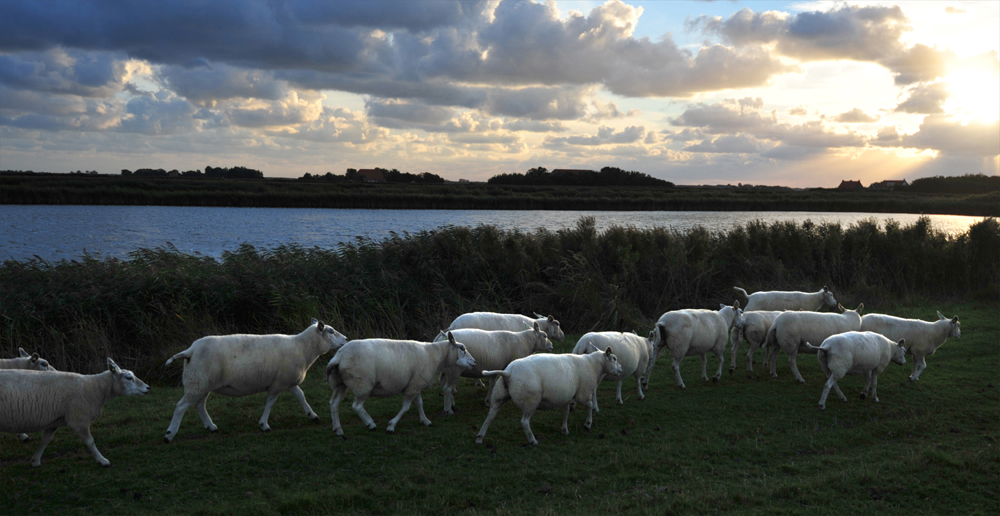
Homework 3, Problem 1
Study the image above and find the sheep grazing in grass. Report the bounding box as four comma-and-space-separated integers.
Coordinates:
433, 323, 552, 414
764, 304, 864, 383
1, 348, 57, 372
806, 332, 907, 409
644, 302, 742, 390
732, 286, 837, 312
572, 331, 654, 411
729, 311, 783, 376
325, 333, 476, 436
164, 319, 347, 442
860, 311, 961, 381
475, 348, 623, 446
0, 358, 149, 467
446, 312, 565, 342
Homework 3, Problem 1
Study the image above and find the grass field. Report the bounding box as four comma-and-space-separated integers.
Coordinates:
2, 301, 996, 515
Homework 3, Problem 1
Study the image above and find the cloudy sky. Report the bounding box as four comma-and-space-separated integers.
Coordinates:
0, 0, 997, 186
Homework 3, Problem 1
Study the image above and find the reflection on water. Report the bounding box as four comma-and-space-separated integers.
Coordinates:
0, 205, 986, 262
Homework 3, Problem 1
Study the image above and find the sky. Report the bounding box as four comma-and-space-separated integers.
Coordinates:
0, 0, 997, 187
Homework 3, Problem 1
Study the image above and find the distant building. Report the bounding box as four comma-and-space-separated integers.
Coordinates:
357, 169, 385, 182
869, 179, 909, 190
837, 180, 864, 190
551, 169, 595, 175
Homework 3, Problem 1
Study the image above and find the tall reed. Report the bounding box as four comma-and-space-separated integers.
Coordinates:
2, 217, 996, 380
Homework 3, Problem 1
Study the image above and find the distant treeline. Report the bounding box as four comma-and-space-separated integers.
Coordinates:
121, 166, 264, 179
1, 171, 998, 216
301, 167, 445, 184
908, 174, 1000, 194
2, 216, 996, 378
488, 166, 674, 187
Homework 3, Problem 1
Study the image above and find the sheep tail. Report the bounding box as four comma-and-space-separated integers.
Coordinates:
482, 370, 511, 389
733, 286, 750, 299
165, 348, 193, 366
323, 358, 340, 382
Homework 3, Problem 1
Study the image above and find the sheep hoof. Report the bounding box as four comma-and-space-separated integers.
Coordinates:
386, 428, 394, 434
207, 426, 218, 432
164, 435, 173, 444
309, 415, 320, 422
31, 461, 41, 468
561, 428, 570, 436
367, 423, 377, 431
796, 379, 805, 384
475, 437, 484, 444
712, 376, 719, 383
860, 393, 867, 400
421, 419, 433, 427
770, 373, 778, 379
819, 405, 825, 410
101, 461, 112, 468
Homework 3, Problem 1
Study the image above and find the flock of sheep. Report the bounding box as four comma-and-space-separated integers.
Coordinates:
0, 286, 961, 467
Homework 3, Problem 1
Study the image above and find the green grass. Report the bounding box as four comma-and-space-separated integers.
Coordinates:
2, 301, 996, 515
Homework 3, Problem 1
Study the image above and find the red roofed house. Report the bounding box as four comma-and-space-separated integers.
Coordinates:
837, 180, 864, 190
357, 169, 385, 182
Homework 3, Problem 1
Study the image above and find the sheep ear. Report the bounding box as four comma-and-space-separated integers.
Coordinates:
30, 353, 39, 364
587, 343, 599, 353
898, 338, 906, 347
951, 316, 959, 323
19, 347, 29, 358
720, 303, 726, 309
733, 300, 740, 309
823, 285, 828, 292
936, 311, 946, 320
534, 312, 544, 319
547, 315, 554, 322
533, 321, 540, 332
311, 317, 318, 325
447, 332, 456, 345
107, 358, 121, 374
316, 320, 325, 332
856, 303, 864, 313
837, 303, 845, 312
605, 347, 613, 357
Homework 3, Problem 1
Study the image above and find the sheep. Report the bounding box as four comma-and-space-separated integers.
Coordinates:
433, 323, 553, 414
643, 301, 742, 390
1, 348, 57, 372
446, 312, 565, 342
324, 333, 476, 436
0, 358, 149, 467
2, 348, 58, 442
763, 304, 864, 383
164, 319, 347, 442
806, 331, 907, 409
474, 348, 623, 446
732, 286, 837, 312
729, 311, 783, 376
572, 331, 654, 411
860, 311, 961, 381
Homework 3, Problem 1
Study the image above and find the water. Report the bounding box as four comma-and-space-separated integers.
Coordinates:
0, 205, 985, 262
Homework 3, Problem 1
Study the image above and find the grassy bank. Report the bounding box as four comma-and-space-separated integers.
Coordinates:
1, 301, 996, 515
2, 217, 998, 379
2, 173, 998, 215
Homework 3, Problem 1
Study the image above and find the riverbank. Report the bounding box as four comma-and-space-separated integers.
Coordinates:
2, 173, 997, 216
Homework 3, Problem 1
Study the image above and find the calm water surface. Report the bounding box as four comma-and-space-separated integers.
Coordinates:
0, 205, 985, 262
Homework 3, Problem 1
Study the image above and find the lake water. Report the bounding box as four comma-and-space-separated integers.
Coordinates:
0, 205, 985, 262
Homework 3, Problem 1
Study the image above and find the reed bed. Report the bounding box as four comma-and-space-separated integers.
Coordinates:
2, 217, 997, 380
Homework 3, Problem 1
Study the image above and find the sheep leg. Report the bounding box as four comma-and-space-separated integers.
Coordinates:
484, 376, 497, 408
520, 406, 539, 445
474, 379, 486, 388
414, 394, 432, 426
767, 345, 779, 379
729, 327, 742, 373
616, 379, 625, 405
351, 394, 377, 431
165, 391, 202, 442
861, 371, 873, 399
441, 371, 457, 414
258, 392, 281, 432
712, 348, 724, 382
71, 425, 110, 467
475, 397, 507, 444
700, 354, 709, 382
788, 350, 805, 383
328, 384, 347, 437
671, 356, 686, 390
386, 394, 418, 433
18, 433, 30, 442
818, 373, 846, 409
561, 405, 572, 435
910, 356, 927, 381
643, 346, 663, 390
870, 373, 880, 402
194, 393, 217, 432
634, 372, 645, 401
288, 385, 319, 421
30, 428, 56, 467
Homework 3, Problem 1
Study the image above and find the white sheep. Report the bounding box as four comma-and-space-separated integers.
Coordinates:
433, 323, 553, 414
0, 358, 149, 467
446, 312, 565, 342
860, 311, 961, 381
644, 301, 741, 390
474, 348, 623, 445
2, 348, 58, 442
572, 331, 654, 411
729, 310, 783, 375
806, 331, 907, 409
764, 304, 864, 383
733, 286, 837, 311
325, 333, 476, 436
164, 319, 347, 442
1, 348, 57, 372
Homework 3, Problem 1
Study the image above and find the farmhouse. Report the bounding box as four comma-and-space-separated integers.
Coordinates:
357, 169, 385, 183
869, 179, 909, 190
837, 180, 864, 190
